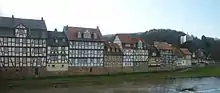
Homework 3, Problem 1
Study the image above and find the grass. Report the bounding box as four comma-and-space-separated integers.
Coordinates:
1, 66, 220, 90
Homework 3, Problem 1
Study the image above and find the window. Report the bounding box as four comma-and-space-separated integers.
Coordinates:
3, 47, 9, 54
39, 40, 43, 45
125, 44, 130, 47
77, 32, 81, 38
93, 33, 97, 39
15, 24, 27, 37
55, 39, 58, 43
39, 48, 43, 54
107, 48, 110, 52
52, 65, 55, 67
62, 39, 65, 42
84, 30, 91, 38
138, 41, 142, 49
34, 40, 38, 45
61, 56, 65, 61
116, 49, 119, 52
61, 65, 64, 67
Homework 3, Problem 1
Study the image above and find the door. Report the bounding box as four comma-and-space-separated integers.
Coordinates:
34, 68, 38, 75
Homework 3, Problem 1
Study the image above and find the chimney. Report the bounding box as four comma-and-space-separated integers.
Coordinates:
96, 26, 99, 30
41, 17, 44, 21
12, 15, 14, 19
54, 28, 58, 32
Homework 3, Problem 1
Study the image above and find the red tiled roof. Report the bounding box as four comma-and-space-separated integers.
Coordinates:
154, 41, 172, 50
64, 26, 104, 41
180, 48, 192, 55
172, 47, 184, 57
115, 34, 145, 44
116, 34, 135, 44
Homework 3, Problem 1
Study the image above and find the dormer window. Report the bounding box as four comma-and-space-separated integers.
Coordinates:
84, 30, 91, 39
138, 40, 142, 49
15, 24, 27, 37
152, 52, 156, 56
77, 32, 81, 38
93, 33, 97, 39
62, 39, 65, 42
55, 39, 58, 43
112, 48, 115, 52
116, 49, 119, 52
125, 44, 130, 47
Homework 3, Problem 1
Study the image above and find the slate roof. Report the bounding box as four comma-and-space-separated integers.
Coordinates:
47, 31, 68, 46
0, 16, 47, 30
64, 26, 104, 41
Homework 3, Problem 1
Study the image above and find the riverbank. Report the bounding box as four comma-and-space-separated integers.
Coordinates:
1, 66, 220, 90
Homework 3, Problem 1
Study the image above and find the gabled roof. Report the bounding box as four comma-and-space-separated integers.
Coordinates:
180, 48, 192, 55
172, 47, 184, 57
154, 41, 172, 50
172, 47, 192, 57
115, 34, 145, 44
64, 26, 104, 41
0, 16, 47, 30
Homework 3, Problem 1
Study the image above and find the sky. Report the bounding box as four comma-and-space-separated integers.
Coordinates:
0, 0, 220, 38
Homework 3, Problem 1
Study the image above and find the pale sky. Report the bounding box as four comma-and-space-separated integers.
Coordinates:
0, 0, 220, 38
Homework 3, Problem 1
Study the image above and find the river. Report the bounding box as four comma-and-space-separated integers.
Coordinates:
4, 77, 220, 93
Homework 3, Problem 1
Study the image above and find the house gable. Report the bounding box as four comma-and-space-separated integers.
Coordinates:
113, 35, 122, 48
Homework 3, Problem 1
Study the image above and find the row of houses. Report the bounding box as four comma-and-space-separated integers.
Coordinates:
0, 16, 193, 79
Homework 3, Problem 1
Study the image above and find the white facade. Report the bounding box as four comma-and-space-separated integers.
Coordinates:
0, 37, 47, 67
175, 58, 191, 67
180, 34, 194, 44
46, 46, 69, 71
69, 41, 104, 67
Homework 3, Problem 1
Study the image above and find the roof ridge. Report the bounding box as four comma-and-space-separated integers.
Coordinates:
0, 16, 43, 21
68, 26, 97, 30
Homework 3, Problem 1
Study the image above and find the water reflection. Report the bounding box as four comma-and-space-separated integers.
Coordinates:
5, 77, 220, 93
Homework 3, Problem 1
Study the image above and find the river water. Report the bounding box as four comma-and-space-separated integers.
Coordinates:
4, 77, 220, 93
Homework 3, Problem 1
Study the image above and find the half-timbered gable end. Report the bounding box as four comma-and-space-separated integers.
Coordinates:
0, 16, 47, 68
104, 42, 123, 68
63, 26, 104, 67
46, 30, 69, 71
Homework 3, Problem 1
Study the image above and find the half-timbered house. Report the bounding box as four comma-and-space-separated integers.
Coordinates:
104, 42, 123, 74
63, 26, 105, 75
172, 47, 192, 68
153, 41, 174, 70
0, 16, 47, 79
46, 30, 69, 76
132, 38, 149, 72
113, 34, 135, 72
148, 45, 161, 72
